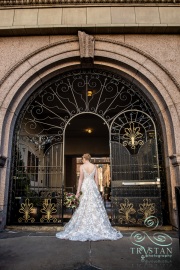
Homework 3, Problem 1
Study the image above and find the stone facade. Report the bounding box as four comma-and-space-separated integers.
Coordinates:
0, 5, 180, 35
0, 3, 180, 230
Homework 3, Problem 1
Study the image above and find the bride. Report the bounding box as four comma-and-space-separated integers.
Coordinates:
56, 153, 123, 241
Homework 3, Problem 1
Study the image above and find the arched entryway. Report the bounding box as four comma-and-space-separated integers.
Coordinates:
7, 68, 168, 226
64, 113, 110, 220
0, 38, 179, 230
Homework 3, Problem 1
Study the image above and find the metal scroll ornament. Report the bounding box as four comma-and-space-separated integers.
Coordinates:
18, 198, 35, 223
26, 135, 54, 152
118, 198, 136, 225
40, 199, 57, 223
19, 69, 155, 139
123, 122, 144, 149
137, 199, 155, 225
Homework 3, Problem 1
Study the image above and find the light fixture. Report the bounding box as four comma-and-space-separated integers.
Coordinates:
85, 128, 93, 134
87, 90, 93, 97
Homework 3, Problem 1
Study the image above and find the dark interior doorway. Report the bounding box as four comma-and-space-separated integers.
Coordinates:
64, 113, 109, 191
64, 113, 110, 220
65, 113, 109, 155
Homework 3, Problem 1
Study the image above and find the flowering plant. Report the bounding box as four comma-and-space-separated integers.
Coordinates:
63, 192, 81, 209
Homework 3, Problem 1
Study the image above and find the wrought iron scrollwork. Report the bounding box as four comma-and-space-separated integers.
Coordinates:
18, 198, 35, 223
137, 199, 156, 225
118, 198, 136, 225
111, 110, 156, 154
40, 199, 57, 223
9, 68, 163, 225
123, 122, 144, 149
112, 197, 159, 226
19, 69, 155, 139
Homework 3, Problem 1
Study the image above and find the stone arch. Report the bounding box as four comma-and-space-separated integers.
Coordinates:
0, 38, 179, 229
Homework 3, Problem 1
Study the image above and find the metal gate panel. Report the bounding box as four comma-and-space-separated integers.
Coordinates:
111, 140, 159, 182
9, 139, 63, 224
110, 110, 162, 226
8, 69, 164, 225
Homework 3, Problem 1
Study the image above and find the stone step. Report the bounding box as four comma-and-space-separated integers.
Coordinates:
5, 225, 173, 232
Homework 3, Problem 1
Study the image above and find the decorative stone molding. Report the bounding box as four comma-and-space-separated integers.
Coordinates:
96, 37, 180, 91
78, 31, 95, 67
0, 0, 180, 5
0, 37, 78, 87
1, 37, 180, 92
169, 154, 180, 167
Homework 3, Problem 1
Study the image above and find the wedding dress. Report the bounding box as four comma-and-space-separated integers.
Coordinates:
56, 165, 123, 241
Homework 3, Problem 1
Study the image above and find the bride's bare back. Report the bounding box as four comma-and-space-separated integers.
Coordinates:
82, 162, 95, 174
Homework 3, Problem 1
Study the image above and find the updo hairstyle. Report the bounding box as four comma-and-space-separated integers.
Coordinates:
82, 153, 91, 161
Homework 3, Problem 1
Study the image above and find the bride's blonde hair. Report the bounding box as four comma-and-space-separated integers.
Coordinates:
82, 153, 91, 161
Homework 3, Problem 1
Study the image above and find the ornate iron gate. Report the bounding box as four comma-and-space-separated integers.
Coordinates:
110, 110, 162, 225
8, 68, 163, 225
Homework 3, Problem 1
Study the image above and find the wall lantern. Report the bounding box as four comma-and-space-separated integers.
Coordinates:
0, 156, 7, 168
87, 90, 93, 97
85, 128, 93, 134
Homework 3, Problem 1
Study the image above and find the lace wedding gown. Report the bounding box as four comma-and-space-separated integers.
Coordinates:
56, 165, 123, 241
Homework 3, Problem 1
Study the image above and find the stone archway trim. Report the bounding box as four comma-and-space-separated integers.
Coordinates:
0, 37, 179, 134
0, 38, 179, 149
0, 36, 179, 92
0, 37, 179, 157
96, 37, 180, 90
0, 37, 180, 229
0, 37, 79, 86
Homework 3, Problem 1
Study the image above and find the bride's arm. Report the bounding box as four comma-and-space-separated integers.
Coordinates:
75, 165, 84, 198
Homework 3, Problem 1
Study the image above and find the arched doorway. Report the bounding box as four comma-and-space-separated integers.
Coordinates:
7, 68, 167, 226
64, 113, 110, 220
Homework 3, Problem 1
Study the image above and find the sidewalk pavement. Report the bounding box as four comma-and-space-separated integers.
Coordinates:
0, 228, 179, 270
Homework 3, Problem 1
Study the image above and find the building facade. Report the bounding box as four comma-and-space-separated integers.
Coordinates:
0, 1, 180, 230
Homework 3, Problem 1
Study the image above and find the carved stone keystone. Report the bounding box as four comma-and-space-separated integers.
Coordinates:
78, 31, 95, 67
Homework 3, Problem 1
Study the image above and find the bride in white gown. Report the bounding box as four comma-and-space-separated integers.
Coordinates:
56, 153, 123, 241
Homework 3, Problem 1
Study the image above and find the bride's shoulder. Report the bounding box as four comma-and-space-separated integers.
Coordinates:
88, 163, 94, 168
90, 163, 96, 171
